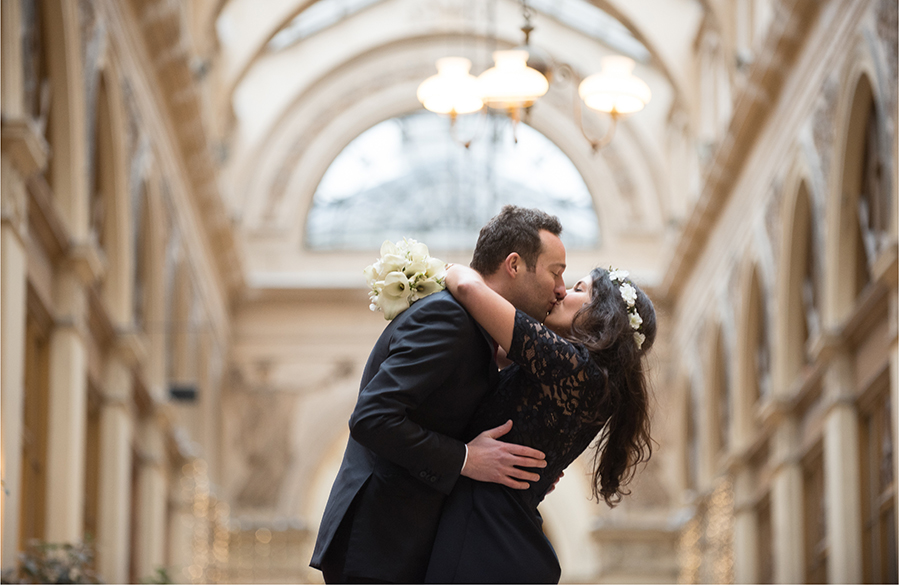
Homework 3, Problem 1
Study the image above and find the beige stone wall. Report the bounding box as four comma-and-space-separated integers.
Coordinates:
1, 0, 895, 584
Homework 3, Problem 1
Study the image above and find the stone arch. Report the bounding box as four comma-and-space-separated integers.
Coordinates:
824, 47, 891, 327
774, 154, 820, 394
231, 31, 667, 249
90, 63, 132, 326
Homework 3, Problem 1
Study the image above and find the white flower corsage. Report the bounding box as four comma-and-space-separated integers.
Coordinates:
365, 239, 446, 320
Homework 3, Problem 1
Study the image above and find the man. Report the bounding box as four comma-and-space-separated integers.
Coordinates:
310, 206, 567, 583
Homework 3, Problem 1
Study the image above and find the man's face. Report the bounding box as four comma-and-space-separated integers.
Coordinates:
513, 230, 568, 321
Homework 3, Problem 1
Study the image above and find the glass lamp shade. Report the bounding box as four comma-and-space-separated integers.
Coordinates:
417, 57, 484, 115
477, 50, 549, 109
578, 56, 651, 114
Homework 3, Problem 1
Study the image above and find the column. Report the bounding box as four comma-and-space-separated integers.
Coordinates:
770, 418, 804, 583
44, 268, 89, 542
95, 355, 133, 583
822, 353, 862, 583
731, 467, 757, 584
1, 156, 29, 568
135, 421, 168, 581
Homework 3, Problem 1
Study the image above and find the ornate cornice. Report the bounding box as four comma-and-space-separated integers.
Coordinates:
658, 0, 822, 301
125, 0, 245, 300
1, 117, 49, 177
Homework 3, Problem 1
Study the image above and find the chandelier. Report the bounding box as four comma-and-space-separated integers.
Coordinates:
416, 4, 651, 150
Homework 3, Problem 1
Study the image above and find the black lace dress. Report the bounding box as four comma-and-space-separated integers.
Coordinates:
425, 310, 610, 584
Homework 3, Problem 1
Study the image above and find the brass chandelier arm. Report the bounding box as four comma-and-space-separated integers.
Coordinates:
449, 106, 489, 149
555, 62, 618, 153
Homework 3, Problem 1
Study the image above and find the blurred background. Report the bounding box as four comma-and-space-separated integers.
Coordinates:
0, 0, 896, 583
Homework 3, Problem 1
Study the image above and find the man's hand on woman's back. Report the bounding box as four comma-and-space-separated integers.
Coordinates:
461, 420, 546, 489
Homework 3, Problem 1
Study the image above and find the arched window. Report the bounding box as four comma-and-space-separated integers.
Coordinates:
710, 325, 731, 458
857, 100, 891, 277
133, 182, 150, 330
786, 182, 820, 380
305, 111, 598, 251
749, 268, 771, 402
686, 379, 701, 491
836, 77, 889, 308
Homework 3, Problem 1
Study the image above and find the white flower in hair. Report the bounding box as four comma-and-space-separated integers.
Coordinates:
629, 311, 643, 330
634, 331, 646, 349
609, 269, 630, 282
619, 283, 637, 306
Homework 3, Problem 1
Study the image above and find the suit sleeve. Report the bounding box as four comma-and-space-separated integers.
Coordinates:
348, 297, 472, 495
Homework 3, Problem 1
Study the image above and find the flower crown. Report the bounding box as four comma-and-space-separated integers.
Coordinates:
608, 268, 645, 349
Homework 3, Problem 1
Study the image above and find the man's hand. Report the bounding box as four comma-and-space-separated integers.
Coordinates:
461, 420, 546, 489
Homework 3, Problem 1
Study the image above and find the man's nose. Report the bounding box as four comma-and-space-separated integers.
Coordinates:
555, 283, 567, 300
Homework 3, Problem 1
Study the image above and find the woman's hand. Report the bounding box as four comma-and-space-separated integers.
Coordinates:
444, 264, 483, 296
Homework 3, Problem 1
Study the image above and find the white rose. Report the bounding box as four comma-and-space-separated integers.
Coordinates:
629, 311, 643, 330
634, 331, 646, 349
364, 264, 379, 286
609, 269, 629, 282
619, 283, 637, 307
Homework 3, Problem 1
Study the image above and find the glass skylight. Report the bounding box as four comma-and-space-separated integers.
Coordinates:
529, 0, 650, 63
305, 110, 599, 251
267, 0, 382, 52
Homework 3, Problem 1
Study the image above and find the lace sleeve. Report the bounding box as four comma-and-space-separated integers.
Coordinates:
506, 310, 595, 389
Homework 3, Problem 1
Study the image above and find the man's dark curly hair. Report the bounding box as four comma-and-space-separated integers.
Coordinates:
470, 206, 563, 275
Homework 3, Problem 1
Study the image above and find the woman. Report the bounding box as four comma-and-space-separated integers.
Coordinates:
425, 265, 657, 584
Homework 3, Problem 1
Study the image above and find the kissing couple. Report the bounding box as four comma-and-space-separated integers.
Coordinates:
310, 205, 657, 583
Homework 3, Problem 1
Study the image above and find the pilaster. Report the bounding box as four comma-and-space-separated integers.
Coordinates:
95, 354, 134, 583
135, 421, 168, 581
1, 156, 29, 567
770, 418, 804, 583
731, 467, 757, 584
43, 265, 90, 542
822, 352, 863, 583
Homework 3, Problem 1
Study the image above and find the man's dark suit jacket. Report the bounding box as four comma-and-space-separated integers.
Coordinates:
310, 290, 498, 583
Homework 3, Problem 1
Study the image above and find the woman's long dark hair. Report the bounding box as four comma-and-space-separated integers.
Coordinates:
569, 267, 657, 507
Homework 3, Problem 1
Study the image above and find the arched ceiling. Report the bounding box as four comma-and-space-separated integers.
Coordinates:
208, 0, 706, 288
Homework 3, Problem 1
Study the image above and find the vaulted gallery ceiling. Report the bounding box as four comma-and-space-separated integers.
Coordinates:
197, 0, 708, 290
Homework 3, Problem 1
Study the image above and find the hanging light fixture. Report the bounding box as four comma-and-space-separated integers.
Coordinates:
578, 56, 652, 115
476, 49, 549, 116
417, 57, 484, 119
415, 2, 651, 151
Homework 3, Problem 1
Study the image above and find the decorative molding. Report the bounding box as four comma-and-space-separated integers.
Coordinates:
1, 117, 49, 177
658, 0, 823, 300
68, 240, 106, 285
115, 328, 149, 367
124, 0, 245, 298
26, 175, 69, 260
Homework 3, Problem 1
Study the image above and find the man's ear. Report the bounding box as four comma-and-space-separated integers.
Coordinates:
502, 253, 521, 278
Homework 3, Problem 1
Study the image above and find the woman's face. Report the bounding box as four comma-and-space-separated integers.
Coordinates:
544, 274, 593, 335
